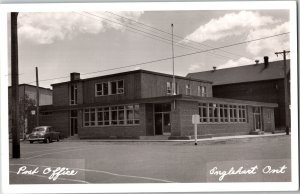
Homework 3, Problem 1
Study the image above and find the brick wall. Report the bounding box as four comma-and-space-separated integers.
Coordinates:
53, 84, 69, 106
262, 107, 275, 132
141, 73, 212, 98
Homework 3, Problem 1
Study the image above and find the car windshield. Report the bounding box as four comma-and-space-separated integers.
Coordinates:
33, 127, 46, 132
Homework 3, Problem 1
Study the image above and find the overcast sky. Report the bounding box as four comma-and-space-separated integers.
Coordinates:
9, 10, 290, 88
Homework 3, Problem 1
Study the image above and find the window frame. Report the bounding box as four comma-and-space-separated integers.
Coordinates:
95, 79, 125, 97
83, 104, 140, 127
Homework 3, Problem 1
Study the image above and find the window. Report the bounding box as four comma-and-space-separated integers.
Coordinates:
166, 82, 172, 94
117, 80, 124, 94
198, 103, 247, 123
70, 84, 78, 105
103, 82, 108, 95
111, 81, 117, 95
83, 104, 140, 127
84, 108, 96, 126
197, 86, 207, 97
96, 80, 124, 96
186, 84, 191, 95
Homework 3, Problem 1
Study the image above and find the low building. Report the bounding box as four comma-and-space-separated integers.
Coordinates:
39, 70, 277, 139
187, 59, 290, 130
8, 84, 53, 135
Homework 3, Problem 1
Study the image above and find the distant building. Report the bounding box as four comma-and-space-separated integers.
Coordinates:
187, 59, 290, 130
39, 70, 276, 139
8, 84, 53, 135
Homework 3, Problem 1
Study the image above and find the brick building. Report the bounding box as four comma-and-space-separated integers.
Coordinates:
39, 70, 277, 139
187, 59, 290, 130
8, 84, 53, 135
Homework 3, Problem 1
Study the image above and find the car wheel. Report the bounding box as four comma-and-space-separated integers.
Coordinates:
44, 138, 50, 144
29, 141, 33, 144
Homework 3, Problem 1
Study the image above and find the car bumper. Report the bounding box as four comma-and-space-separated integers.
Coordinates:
28, 137, 45, 141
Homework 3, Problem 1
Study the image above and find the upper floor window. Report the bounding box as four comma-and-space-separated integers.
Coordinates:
166, 81, 179, 95
197, 86, 207, 97
186, 84, 191, 95
166, 82, 172, 94
70, 84, 77, 105
95, 80, 124, 96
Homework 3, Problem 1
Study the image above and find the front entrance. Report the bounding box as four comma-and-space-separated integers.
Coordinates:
253, 107, 262, 131
154, 104, 171, 135
70, 110, 78, 136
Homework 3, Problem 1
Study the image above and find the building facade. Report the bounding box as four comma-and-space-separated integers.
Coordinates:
8, 84, 53, 135
39, 70, 277, 139
187, 59, 290, 130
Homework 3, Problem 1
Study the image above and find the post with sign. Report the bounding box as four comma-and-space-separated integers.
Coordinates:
192, 114, 200, 145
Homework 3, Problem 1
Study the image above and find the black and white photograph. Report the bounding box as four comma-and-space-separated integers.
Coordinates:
0, 1, 298, 193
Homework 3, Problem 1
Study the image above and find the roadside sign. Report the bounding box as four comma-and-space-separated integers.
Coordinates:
192, 114, 200, 124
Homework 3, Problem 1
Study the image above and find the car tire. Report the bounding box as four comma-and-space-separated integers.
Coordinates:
44, 138, 50, 144
29, 141, 33, 144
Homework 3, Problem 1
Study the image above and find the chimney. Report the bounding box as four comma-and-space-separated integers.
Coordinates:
70, 72, 80, 81
255, 60, 259, 65
264, 56, 269, 68
212, 66, 217, 72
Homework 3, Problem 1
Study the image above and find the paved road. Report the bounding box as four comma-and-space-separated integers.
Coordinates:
9, 135, 291, 184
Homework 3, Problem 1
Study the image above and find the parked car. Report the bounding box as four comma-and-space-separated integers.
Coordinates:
28, 126, 60, 144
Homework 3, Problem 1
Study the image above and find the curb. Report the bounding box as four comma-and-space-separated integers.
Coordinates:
59, 133, 288, 143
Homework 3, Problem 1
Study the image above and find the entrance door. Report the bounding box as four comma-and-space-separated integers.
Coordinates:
155, 113, 163, 135
253, 107, 262, 131
70, 110, 78, 136
163, 113, 171, 135
154, 103, 171, 136
155, 113, 171, 135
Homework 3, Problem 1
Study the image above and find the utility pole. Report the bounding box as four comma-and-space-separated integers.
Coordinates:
11, 12, 20, 158
35, 67, 40, 126
275, 50, 290, 132
171, 23, 176, 95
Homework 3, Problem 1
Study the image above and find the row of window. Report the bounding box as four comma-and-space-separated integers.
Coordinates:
84, 104, 140, 127
167, 82, 207, 97
95, 80, 124, 96
198, 103, 247, 123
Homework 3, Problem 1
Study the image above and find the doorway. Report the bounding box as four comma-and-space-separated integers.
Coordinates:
154, 104, 171, 135
253, 107, 262, 131
70, 110, 78, 136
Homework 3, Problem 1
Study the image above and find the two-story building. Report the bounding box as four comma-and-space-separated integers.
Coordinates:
39, 70, 277, 139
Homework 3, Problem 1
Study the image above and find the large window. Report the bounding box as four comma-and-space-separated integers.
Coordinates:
95, 80, 124, 96
197, 86, 207, 97
84, 104, 140, 127
199, 102, 247, 123
70, 84, 78, 105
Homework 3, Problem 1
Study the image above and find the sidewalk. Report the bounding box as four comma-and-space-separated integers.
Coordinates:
61, 132, 288, 143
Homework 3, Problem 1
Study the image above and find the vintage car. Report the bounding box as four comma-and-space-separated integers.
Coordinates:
28, 126, 60, 144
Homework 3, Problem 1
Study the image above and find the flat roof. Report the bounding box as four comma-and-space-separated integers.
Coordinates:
8, 83, 52, 91
51, 69, 212, 86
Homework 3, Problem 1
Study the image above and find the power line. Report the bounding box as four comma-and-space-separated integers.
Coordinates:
105, 11, 250, 60
80, 12, 237, 61
24, 32, 289, 85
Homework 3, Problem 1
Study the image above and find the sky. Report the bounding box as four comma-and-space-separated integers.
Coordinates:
9, 9, 290, 88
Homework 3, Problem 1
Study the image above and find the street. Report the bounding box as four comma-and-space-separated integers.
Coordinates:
9, 135, 291, 184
